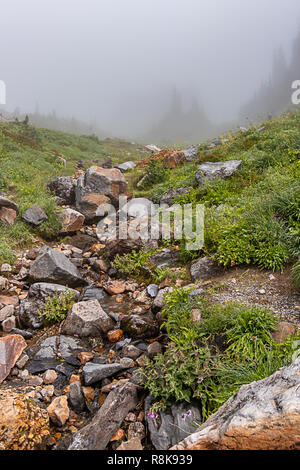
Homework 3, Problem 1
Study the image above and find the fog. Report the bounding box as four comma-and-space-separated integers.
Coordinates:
1, 0, 300, 143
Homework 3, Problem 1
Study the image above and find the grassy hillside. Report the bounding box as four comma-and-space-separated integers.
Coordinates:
126, 110, 300, 278
0, 121, 144, 263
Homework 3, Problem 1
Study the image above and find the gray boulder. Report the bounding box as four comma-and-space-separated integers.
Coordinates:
22, 205, 48, 226
120, 197, 156, 218
48, 176, 76, 205
160, 187, 191, 205
150, 249, 180, 268
19, 282, 79, 329
145, 396, 201, 450
83, 362, 124, 385
190, 256, 220, 282
182, 145, 199, 161
152, 287, 172, 313
68, 381, 86, 412
61, 300, 114, 338
29, 246, 85, 287
195, 160, 242, 185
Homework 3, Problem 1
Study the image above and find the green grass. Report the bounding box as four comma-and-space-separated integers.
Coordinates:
0, 121, 144, 264
127, 110, 300, 273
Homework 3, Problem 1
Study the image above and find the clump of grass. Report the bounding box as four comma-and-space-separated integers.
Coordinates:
39, 290, 76, 326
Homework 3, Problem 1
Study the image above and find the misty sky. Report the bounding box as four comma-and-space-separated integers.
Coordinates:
1, 0, 300, 137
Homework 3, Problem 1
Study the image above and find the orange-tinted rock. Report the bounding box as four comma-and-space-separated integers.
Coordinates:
104, 281, 126, 295
0, 335, 27, 384
117, 437, 143, 450
77, 351, 94, 365
107, 329, 123, 343
47, 395, 70, 427
58, 208, 85, 233
0, 387, 50, 450
110, 428, 125, 442
69, 374, 81, 385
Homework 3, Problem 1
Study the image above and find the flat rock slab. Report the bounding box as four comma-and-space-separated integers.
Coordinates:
0, 335, 27, 384
64, 382, 138, 450
83, 362, 123, 385
195, 160, 242, 185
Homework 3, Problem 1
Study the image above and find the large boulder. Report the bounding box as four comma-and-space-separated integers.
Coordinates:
82, 362, 124, 385
61, 300, 114, 338
57, 208, 85, 233
119, 197, 156, 219
29, 246, 85, 287
0, 387, 50, 450
64, 383, 138, 450
47, 176, 76, 205
75, 166, 129, 220
0, 335, 27, 384
195, 160, 242, 185
190, 256, 220, 282
19, 282, 80, 329
172, 358, 300, 450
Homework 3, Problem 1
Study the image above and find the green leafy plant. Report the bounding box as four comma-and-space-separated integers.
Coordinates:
39, 289, 75, 325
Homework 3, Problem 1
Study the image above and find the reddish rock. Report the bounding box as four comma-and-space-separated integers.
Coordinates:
0, 335, 27, 384
0, 295, 19, 308
47, 395, 70, 426
117, 437, 143, 450
58, 208, 85, 233
107, 329, 123, 343
77, 351, 94, 365
104, 281, 126, 295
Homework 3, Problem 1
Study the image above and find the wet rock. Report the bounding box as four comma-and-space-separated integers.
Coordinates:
172, 358, 300, 450
190, 256, 220, 282
19, 282, 79, 329
272, 322, 297, 344
57, 208, 85, 233
47, 395, 70, 427
121, 311, 159, 339
146, 284, 159, 298
145, 397, 201, 450
11, 328, 33, 340
29, 246, 85, 287
27, 335, 88, 374
48, 176, 76, 205
61, 300, 114, 337
0, 335, 27, 384
22, 205, 48, 226
83, 363, 124, 385
0, 387, 50, 450
80, 286, 107, 302
195, 160, 242, 185
68, 381, 86, 412
65, 382, 138, 450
